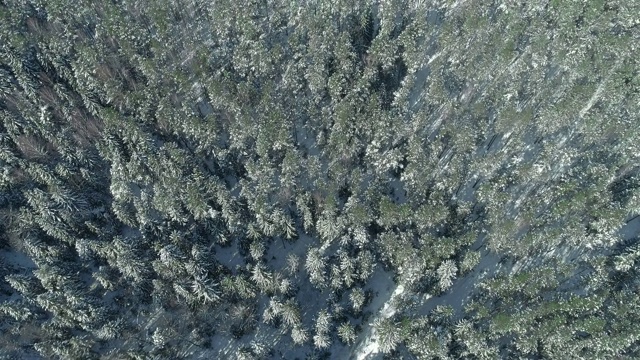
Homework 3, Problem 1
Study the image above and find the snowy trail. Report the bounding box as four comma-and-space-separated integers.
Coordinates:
416, 247, 501, 317
344, 243, 503, 360
344, 2, 494, 358
350, 284, 406, 360
578, 62, 619, 119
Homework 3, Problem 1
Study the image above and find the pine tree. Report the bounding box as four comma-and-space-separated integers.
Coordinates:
313, 309, 332, 349
280, 299, 302, 328
191, 274, 220, 304
305, 247, 326, 288
337, 322, 357, 345
436, 260, 457, 292
374, 317, 401, 354
250, 264, 274, 293
285, 254, 300, 276
350, 287, 366, 313
291, 325, 309, 345
460, 250, 481, 274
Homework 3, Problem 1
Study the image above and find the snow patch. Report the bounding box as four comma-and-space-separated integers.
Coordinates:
352, 283, 406, 360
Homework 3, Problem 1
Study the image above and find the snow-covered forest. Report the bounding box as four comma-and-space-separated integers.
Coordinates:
0, 0, 639, 358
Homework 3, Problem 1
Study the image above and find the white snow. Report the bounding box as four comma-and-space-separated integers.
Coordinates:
213, 242, 245, 269
350, 282, 406, 360
578, 63, 619, 119
417, 249, 502, 319
445, 0, 470, 15
0, 250, 37, 270
427, 50, 443, 66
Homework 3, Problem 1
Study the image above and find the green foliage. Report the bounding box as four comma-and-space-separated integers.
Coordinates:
0, 0, 638, 358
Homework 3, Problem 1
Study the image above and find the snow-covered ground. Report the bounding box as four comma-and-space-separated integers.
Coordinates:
415, 234, 502, 316
0, 249, 37, 270
330, 267, 396, 360
351, 284, 406, 360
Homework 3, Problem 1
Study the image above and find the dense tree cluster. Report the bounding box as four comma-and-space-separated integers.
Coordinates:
0, 0, 638, 359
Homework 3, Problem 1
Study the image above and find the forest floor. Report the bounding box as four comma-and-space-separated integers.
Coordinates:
329, 268, 397, 360
115, 2, 640, 357
413, 238, 502, 319
349, 284, 407, 360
